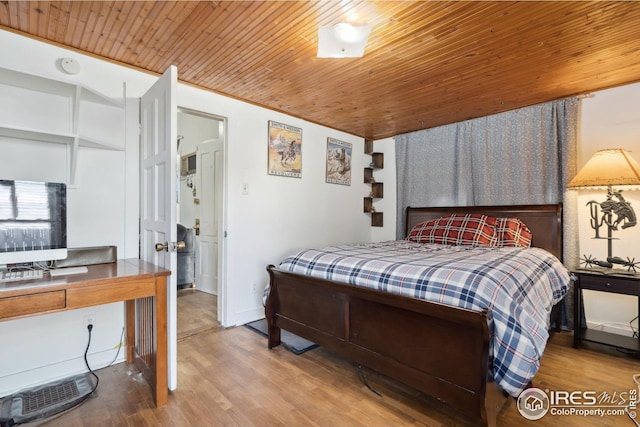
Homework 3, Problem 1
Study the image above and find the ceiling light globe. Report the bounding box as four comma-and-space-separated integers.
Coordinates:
333, 23, 363, 44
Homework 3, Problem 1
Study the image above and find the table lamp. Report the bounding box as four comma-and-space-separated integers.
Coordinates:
566, 148, 640, 271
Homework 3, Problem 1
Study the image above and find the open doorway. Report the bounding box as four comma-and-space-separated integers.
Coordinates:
176, 108, 225, 340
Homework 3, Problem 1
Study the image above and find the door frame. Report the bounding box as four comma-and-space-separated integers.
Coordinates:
177, 106, 228, 326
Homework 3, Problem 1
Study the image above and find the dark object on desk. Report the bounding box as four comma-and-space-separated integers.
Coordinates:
54, 246, 117, 268
177, 224, 195, 288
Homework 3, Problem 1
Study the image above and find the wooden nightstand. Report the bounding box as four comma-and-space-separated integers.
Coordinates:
573, 269, 640, 352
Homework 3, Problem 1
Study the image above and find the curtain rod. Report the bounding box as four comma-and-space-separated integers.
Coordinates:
577, 93, 595, 100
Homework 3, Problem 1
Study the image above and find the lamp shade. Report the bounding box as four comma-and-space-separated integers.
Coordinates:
566, 148, 640, 189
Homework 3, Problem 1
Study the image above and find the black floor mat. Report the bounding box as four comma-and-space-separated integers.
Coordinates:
245, 319, 318, 355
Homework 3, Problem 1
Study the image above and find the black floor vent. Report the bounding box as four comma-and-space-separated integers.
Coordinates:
21, 379, 80, 415
0, 373, 94, 424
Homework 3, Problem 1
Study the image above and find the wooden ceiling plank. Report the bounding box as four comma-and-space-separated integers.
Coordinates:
61, 1, 83, 47
99, 1, 140, 60
203, 1, 348, 82
172, 2, 272, 81
171, 1, 257, 81
136, 1, 202, 71
118, 1, 170, 68
181, 2, 306, 84
143, 2, 214, 73
28, 1, 48, 38
1, 0, 29, 31
120, 1, 172, 69
75, 1, 105, 51
109, 1, 155, 62
66, 1, 92, 51
47, 1, 71, 42
91, 1, 126, 56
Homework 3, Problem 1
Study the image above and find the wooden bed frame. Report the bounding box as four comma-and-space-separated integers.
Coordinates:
265, 204, 563, 427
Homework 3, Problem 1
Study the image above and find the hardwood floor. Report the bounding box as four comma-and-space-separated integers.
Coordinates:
177, 288, 219, 340
30, 294, 640, 427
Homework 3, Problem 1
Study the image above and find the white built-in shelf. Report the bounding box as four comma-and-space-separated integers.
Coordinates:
0, 125, 76, 145
0, 66, 126, 185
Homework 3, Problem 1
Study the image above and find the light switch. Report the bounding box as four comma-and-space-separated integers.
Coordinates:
242, 183, 249, 195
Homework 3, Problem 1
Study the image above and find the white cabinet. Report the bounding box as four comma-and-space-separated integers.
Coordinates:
0, 67, 125, 184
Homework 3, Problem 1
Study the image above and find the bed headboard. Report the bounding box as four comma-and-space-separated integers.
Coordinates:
405, 204, 563, 260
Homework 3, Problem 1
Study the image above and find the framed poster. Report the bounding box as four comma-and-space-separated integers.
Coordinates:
325, 137, 352, 185
267, 120, 302, 178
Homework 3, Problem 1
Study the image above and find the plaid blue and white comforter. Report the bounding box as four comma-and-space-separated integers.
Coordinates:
277, 240, 570, 397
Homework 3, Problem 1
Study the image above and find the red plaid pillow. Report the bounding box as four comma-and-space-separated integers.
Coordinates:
493, 217, 532, 247
407, 214, 497, 246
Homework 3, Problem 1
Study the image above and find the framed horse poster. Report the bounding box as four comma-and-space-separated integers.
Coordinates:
325, 137, 352, 185
267, 120, 302, 178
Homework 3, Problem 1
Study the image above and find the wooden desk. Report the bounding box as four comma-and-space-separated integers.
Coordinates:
0, 259, 170, 407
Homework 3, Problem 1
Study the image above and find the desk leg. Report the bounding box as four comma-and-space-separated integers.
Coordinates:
154, 275, 168, 406
125, 300, 135, 363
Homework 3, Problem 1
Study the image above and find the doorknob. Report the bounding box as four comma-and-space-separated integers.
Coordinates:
194, 218, 200, 236
155, 241, 185, 252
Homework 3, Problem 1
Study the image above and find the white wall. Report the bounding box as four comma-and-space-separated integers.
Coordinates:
578, 84, 640, 336
175, 84, 395, 325
0, 29, 395, 396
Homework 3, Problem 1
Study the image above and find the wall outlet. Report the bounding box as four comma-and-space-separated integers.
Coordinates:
251, 283, 258, 293
84, 314, 96, 331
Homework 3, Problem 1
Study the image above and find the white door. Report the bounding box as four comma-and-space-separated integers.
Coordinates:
195, 139, 223, 296
139, 66, 178, 390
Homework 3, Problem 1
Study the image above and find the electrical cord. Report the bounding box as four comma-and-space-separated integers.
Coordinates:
1, 324, 100, 426
357, 364, 382, 397
84, 324, 100, 396
106, 327, 126, 368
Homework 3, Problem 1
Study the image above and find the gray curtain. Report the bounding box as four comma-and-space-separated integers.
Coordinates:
395, 97, 579, 329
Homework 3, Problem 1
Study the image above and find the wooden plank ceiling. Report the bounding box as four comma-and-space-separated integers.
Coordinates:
2, 1, 640, 140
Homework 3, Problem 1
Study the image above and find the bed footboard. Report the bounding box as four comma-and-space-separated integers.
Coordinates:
265, 264, 508, 427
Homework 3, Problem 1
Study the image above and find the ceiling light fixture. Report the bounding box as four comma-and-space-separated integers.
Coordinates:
317, 23, 372, 58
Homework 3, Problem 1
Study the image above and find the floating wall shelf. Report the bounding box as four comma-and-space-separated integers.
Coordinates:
363, 139, 383, 227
